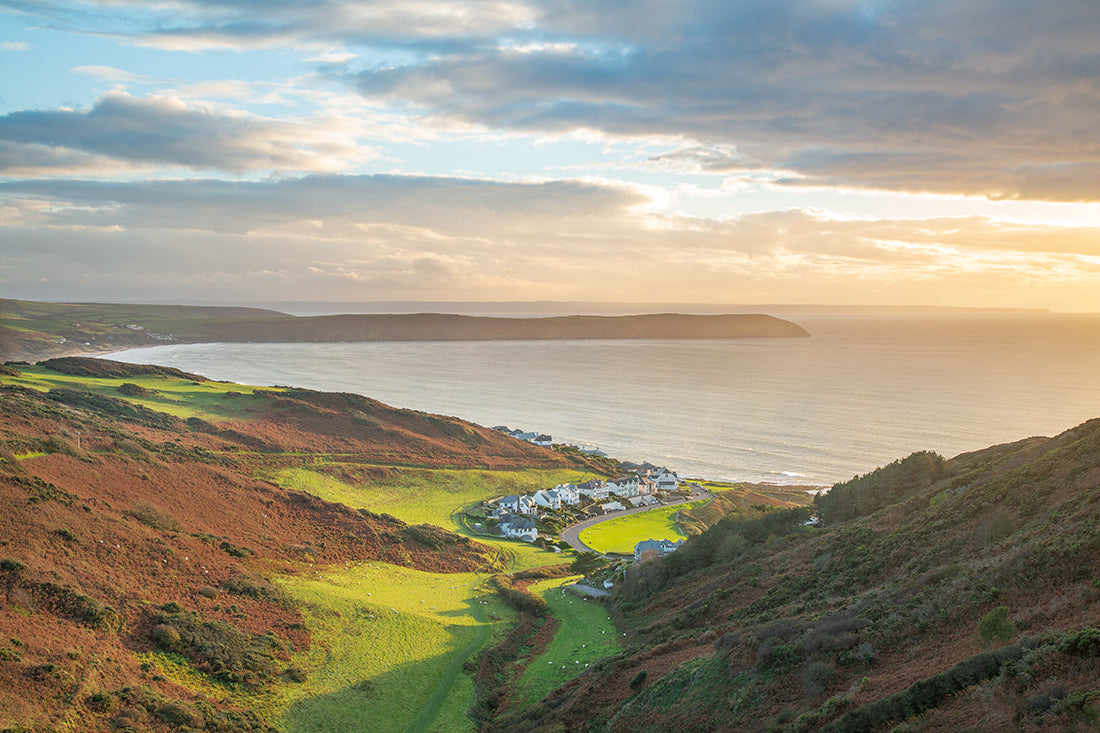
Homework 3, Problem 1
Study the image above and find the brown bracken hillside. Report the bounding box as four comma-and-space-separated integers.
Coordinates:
0, 358, 592, 731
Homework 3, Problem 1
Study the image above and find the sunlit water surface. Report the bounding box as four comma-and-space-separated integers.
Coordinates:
110, 314, 1100, 486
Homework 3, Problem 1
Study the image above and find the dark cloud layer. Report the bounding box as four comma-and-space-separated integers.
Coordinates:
8, 1, 1100, 201
0, 92, 351, 174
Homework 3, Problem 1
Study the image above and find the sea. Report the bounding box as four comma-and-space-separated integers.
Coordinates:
108, 313, 1100, 487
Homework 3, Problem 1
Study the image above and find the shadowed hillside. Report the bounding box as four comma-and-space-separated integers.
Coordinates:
488, 420, 1100, 732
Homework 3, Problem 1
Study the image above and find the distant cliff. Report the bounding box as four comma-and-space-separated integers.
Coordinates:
174, 312, 811, 343
0, 302, 810, 360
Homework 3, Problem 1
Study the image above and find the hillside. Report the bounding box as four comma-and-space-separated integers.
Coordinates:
0, 299, 809, 361
0, 358, 601, 732
489, 421, 1100, 732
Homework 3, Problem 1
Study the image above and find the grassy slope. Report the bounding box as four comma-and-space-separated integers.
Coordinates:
0, 359, 622, 733
276, 564, 502, 733
512, 577, 621, 708
1, 363, 281, 420
488, 420, 1100, 732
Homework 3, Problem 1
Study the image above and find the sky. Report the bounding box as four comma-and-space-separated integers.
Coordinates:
1, 0, 1099, 311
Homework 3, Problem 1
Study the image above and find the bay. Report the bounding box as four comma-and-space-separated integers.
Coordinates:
109, 313, 1100, 486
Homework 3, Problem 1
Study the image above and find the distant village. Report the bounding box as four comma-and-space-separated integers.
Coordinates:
469, 426, 691, 563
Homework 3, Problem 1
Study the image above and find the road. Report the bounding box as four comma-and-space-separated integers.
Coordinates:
559, 483, 712, 554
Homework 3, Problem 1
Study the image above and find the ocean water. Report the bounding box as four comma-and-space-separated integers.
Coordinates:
109, 314, 1100, 486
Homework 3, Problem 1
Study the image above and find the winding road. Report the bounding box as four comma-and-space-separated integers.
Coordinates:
559, 483, 712, 554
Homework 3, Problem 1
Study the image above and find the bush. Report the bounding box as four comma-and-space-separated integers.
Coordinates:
222, 573, 293, 609
630, 670, 648, 690
978, 606, 1015, 646
801, 660, 836, 699
152, 623, 181, 648
1058, 628, 1100, 657
129, 502, 181, 532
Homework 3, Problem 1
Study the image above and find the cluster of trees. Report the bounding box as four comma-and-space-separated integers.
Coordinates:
813, 451, 946, 524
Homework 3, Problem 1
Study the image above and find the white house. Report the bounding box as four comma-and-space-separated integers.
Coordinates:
533, 434, 552, 447
509, 429, 538, 442
499, 514, 538, 542
653, 468, 680, 491
498, 494, 537, 516
634, 538, 684, 562
600, 500, 626, 513
532, 489, 561, 510
606, 475, 641, 497
576, 479, 609, 502
551, 484, 581, 506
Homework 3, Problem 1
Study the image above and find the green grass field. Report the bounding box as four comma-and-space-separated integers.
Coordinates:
0, 365, 281, 421
578, 500, 709, 555
275, 563, 508, 733
269, 465, 589, 572
510, 576, 621, 708
272, 465, 590, 527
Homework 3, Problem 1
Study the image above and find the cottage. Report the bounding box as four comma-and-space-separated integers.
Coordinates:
498, 494, 537, 516
653, 468, 680, 491
551, 484, 581, 506
533, 488, 561, 510
499, 514, 538, 542
634, 538, 684, 562
533, 434, 553, 447
606, 475, 642, 497
576, 479, 609, 501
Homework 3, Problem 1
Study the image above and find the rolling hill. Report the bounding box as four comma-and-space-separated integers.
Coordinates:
0, 358, 600, 731
489, 421, 1100, 732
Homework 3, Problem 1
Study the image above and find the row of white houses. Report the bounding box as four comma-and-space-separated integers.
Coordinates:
490, 468, 681, 520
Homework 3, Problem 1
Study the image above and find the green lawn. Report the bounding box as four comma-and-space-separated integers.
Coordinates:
511, 576, 621, 707
0, 365, 281, 421
276, 563, 506, 733
578, 500, 709, 555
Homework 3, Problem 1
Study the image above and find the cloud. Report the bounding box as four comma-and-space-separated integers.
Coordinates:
70, 65, 147, 82
1, 172, 1097, 309
2, 41, 30, 51
14, 1, 1099, 201
0, 91, 368, 174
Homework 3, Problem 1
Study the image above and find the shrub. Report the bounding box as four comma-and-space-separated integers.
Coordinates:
630, 670, 648, 690
152, 623, 181, 649
84, 691, 116, 713
222, 573, 293, 609
129, 502, 181, 532
284, 667, 308, 683
1058, 628, 1100, 657
978, 606, 1015, 646
198, 585, 219, 599
801, 660, 836, 699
